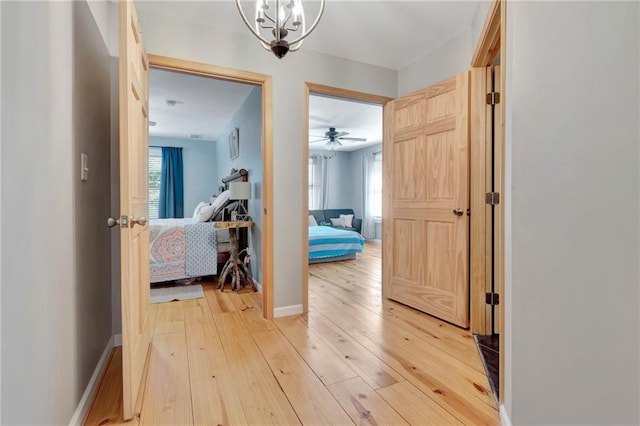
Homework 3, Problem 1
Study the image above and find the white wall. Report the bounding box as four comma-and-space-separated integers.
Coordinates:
138, 9, 397, 310
505, 2, 640, 424
397, 29, 472, 97
1, 2, 75, 422
150, 136, 219, 216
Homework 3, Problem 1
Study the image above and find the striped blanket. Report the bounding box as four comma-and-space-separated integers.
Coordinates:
308, 225, 365, 260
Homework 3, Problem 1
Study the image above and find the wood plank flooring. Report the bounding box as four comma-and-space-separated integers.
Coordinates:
85, 242, 498, 425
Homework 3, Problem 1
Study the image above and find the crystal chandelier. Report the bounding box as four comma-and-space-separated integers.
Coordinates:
235, 0, 325, 59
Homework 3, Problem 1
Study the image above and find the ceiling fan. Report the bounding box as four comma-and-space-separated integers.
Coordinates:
309, 127, 367, 149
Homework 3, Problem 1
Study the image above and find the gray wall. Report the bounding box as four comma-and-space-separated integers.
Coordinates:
470, 0, 492, 53
1, 1, 112, 423
504, 2, 640, 424
397, 29, 472, 97
216, 87, 263, 283
138, 10, 398, 310
149, 136, 218, 216
72, 0, 113, 414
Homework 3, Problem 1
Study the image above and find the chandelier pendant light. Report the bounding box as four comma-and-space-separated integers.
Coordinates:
235, 0, 325, 59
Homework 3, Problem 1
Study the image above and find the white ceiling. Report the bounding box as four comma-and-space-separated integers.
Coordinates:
149, 67, 254, 141
144, 0, 479, 144
309, 94, 382, 152
135, 0, 481, 71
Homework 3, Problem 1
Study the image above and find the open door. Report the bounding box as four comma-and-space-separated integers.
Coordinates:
119, 1, 151, 419
382, 72, 470, 328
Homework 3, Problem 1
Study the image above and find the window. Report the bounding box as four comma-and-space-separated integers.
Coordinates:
148, 147, 162, 219
309, 156, 319, 209
372, 153, 382, 219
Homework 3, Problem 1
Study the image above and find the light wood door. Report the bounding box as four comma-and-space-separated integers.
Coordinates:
383, 72, 470, 328
119, 0, 151, 419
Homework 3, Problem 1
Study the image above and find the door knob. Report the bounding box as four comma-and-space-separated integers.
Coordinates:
130, 216, 147, 227
453, 209, 464, 216
107, 217, 120, 228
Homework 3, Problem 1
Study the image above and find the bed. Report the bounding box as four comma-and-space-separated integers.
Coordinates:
308, 225, 365, 263
149, 168, 247, 284
149, 219, 232, 283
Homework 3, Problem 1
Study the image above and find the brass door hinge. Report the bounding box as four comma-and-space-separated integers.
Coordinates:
486, 92, 501, 105
485, 192, 500, 205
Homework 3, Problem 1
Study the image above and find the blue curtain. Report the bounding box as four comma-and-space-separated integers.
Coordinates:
158, 147, 184, 218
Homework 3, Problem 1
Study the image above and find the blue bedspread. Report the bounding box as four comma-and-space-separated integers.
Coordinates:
308, 225, 365, 259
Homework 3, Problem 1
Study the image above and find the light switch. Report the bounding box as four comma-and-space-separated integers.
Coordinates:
81, 153, 89, 182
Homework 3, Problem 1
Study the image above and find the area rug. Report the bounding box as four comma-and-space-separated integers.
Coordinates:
150, 284, 204, 304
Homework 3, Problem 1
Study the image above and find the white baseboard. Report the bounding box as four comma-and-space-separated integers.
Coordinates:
113, 333, 122, 347
274, 304, 303, 318
68, 335, 115, 425
253, 279, 262, 294
500, 404, 512, 426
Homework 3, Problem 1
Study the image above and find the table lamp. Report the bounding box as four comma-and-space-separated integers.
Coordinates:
229, 181, 251, 220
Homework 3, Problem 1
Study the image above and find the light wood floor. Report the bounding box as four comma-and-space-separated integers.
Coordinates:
85, 242, 498, 425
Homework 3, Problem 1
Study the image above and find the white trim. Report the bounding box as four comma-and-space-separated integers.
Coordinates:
113, 333, 122, 347
500, 404, 512, 426
68, 336, 115, 426
253, 279, 263, 294
274, 304, 304, 318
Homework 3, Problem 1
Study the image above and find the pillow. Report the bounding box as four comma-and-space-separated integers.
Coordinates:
192, 201, 209, 219
211, 190, 230, 211
309, 215, 318, 226
340, 214, 354, 228
208, 190, 231, 221
330, 217, 345, 227
196, 204, 216, 222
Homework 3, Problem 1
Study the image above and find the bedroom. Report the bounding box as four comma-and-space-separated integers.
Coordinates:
147, 66, 264, 292
306, 93, 383, 265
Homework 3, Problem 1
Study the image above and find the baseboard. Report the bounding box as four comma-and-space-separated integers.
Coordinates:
68, 335, 115, 425
113, 333, 122, 347
273, 304, 303, 318
253, 279, 262, 294
500, 404, 512, 426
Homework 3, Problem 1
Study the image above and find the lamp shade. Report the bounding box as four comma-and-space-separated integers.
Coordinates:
229, 181, 251, 200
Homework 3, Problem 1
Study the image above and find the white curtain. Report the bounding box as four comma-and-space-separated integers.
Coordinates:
309, 155, 324, 210
362, 152, 376, 239
321, 155, 329, 209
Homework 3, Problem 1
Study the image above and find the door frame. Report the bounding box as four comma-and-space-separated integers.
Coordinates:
469, 0, 506, 404
148, 54, 275, 319
301, 83, 392, 313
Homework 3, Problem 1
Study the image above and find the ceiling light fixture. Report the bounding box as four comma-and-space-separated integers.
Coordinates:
235, 0, 325, 59
326, 140, 341, 150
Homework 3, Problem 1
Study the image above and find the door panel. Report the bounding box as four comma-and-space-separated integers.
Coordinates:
383, 72, 470, 328
119, 1, 151, 419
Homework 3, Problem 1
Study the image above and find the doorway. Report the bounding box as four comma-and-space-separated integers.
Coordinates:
302, 83, 391, 313
148, 55, 275, 318
469, 0, 506, 404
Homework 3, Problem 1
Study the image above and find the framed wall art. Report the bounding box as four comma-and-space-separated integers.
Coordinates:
229, 127, 239, 160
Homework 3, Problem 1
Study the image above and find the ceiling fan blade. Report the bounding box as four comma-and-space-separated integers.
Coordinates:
339, 137, 367, 142
309, 139, 328, 143
336, 131, 349, 137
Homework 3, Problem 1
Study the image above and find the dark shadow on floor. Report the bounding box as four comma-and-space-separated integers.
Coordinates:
474, 334, 499, 401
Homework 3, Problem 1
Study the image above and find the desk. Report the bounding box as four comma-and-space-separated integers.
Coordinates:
214, 221, 255, 292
